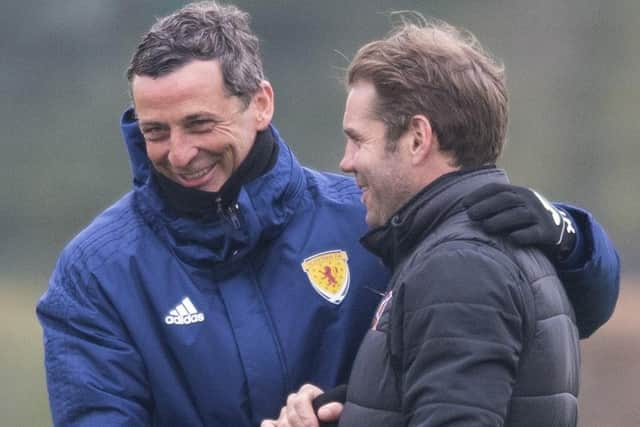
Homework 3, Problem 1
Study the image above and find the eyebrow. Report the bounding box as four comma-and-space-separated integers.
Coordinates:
138, 120, 168, 129
343, 127, 364, 141
180, 113, 221, 125
138, 113, 222, 129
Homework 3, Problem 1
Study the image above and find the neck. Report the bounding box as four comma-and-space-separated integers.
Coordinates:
411, 154, 460, 199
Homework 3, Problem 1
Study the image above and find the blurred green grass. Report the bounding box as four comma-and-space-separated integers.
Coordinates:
1, 279, 51, 426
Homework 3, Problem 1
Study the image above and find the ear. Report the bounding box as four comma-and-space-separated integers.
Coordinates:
252, 81, 275, 131
407, 114, 434, 166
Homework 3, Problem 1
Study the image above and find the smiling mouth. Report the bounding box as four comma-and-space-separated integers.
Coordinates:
359, 187, 370, 205
179, 164, 214, 181
173, 163, 218, 188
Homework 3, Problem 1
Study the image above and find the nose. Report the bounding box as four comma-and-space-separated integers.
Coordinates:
167, 133, 198, 169
339, 141, 356, 173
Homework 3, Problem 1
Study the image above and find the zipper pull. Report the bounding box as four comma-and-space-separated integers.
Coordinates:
227, 203, 241, 229
215, 196, 225, 217
216, 196, 241, 229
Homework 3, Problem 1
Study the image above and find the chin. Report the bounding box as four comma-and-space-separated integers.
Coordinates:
364, 215, 374, 227
365, 214, 382, 228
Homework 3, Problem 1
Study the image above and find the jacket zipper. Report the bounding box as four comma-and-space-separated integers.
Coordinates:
216, 196, 241, 229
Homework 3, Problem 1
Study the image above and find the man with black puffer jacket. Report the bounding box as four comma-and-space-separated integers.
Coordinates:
339, 18, 578, 427
267, 16, 597, 427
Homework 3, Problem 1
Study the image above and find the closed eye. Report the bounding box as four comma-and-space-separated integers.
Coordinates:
141, 125, 169, 142
345, 135, 363, 148
186, 119, 216, 133
344, 128, 364, 146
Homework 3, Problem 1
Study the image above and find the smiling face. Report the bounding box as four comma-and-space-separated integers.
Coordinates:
131, 59, 273, 192
339, 81, 416, 227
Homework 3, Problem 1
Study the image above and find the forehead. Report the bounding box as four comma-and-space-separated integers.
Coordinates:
131, 60, 234, 119
343, 81, 379, 125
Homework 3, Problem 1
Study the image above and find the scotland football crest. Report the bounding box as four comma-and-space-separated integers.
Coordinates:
301, 250, 350, 304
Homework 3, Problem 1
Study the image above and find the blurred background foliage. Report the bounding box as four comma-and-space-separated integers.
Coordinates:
1, 0, 637, 425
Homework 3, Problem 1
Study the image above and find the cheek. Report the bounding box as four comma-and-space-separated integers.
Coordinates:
214, 141, 246, 172
371, 167, 397, 196
145, 143, 168, 164
233, 130, 257, 163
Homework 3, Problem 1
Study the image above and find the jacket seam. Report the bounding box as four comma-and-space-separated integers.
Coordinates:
405, 335, 519, 355
408, 400, 505, 420
403, 301, 520, 319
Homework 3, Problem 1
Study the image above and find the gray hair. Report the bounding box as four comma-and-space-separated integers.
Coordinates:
127, 1, 263, 106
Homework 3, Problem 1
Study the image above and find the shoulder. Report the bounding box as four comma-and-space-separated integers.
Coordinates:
302, 168, 362, 206
42, 192, 148, 316
399, 239, 525, 315
299, 169, 368, 236
56, 192, 146, 280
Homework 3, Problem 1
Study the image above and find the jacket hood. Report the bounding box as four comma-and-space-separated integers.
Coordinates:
121, 108, 152, 187
119, 107, 305, 271
362, 167, 509, 269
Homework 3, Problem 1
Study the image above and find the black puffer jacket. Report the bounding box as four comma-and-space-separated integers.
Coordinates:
339, 168, 580, 427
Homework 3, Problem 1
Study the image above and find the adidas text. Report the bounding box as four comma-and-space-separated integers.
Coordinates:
165, 313, 205, 325
165, 297, 205, 325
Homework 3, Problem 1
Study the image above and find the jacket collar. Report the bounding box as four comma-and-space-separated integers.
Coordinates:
152, 128, 278, 217
361, 166, 509, 269
119, 107, 304, 270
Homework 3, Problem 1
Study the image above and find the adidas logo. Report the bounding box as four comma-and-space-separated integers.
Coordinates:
165, 297, 205, 325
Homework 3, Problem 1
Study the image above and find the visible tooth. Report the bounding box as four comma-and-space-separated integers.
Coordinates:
183, 166, 211, 179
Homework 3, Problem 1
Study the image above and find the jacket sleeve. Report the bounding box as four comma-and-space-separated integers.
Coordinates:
554, 203, 620, 338
395, 243, 524, 426
36, 258, 151, 426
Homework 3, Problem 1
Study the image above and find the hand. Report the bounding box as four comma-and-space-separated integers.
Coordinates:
261, 384, 344, 427
462, 183, 576, 258
312, 385, 347, 427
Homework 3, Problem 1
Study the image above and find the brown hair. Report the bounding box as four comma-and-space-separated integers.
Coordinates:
347, 16, 508, 167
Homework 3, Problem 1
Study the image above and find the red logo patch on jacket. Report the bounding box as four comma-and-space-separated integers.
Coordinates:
371, 290, 393, 330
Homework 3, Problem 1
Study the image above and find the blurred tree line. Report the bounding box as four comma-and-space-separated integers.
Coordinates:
1, 0, 638, 283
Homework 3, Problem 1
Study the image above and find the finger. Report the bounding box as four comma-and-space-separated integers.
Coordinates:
461, 182, 520, 210
285, 387, 321, 427
282, 405, 307, 427
317, 402, 344, 422
464, 190, 524, 220
283, 394, 303, 427
293, 384, 324, 417
509, 225, 546, 246
312, 384, 347, 413
299, 383, 325, 398
283, 398, 302, 427
277, 406, 292, 427
261, 420, 277, 427
474, 206, 536, 234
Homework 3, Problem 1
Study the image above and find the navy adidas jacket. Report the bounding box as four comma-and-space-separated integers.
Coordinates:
37, 109, 619, 426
